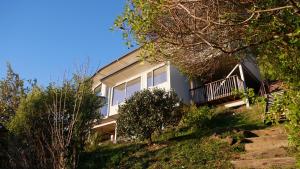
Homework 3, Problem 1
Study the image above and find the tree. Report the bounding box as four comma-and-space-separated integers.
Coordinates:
117, 89, 182, 145
8, 76, 103, 169
114, 0, 299, 79
115, 1, 300, 163
0, 63, 26, 125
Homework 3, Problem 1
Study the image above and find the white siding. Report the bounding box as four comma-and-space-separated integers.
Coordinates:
170, 65, 191, 104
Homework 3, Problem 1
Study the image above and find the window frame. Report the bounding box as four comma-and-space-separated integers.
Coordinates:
111, 76, 141, 106
94, 83, 102, 96
147, 65, 168, 88
112, 82, 126, 106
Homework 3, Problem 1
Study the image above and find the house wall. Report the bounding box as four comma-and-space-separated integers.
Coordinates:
170, 65, 191, 104
242, 55, 261, 82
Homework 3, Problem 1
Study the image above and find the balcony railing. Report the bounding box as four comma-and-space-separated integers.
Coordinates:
190, 75, 245, 104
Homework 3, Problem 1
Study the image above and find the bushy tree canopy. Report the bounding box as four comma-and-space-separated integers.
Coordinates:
0, 64, 26, 125
7, 77, 102, 169
117, 89, 182, 144
115, 0, 299, 79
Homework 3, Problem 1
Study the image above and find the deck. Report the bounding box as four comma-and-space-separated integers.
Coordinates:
190, 75, 245, 105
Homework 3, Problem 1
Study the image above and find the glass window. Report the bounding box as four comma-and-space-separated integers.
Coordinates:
94, 84, 102, 96
126, 77, 141, 98
112, 83, 126, 106
153, 66, 167, 86
100, 104, 108, 117
147, 72, 153, 88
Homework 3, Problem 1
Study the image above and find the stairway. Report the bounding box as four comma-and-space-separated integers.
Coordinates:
231, 126, 296, 169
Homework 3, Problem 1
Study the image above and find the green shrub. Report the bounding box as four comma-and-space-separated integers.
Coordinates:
284, 91, 300, 167
117, 88, 182, 145
265, 92, 288, 124
262, 90, 300, 166
181, 105, 214, 129
233, 88, 266, 105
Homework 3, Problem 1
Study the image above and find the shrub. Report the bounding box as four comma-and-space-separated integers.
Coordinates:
284, 91, 300, 167
7, 77, 102, 169
181, 105, 214, 129
117, 88, 182, 145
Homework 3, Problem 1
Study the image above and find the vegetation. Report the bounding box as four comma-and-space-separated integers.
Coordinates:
115, 0, 299, 78
0, 63, 26, 125
79, 105, 266, 169
117, 89, 182, 145
115, 0, 300, 165
0, 65, 103, 169
266, 90, 300, 166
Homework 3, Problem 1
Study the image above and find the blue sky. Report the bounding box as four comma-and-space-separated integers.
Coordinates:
0, 0, 135, 86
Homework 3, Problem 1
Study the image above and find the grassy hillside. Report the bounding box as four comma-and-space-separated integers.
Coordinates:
79, 105, 267, 169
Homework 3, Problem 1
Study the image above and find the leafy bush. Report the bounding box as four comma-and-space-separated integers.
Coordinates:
7, 77, 102, 169
261, 90, 300, 166
181, 105, 214, 129
284, 91, 300, 167
117, 88, 182, 145
265, 92, 288, 124
233, 88, 266, 105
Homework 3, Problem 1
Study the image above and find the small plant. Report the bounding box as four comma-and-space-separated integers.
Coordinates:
117, 88, 182, 145
233, 87, 266, 105
265, 92, 288, 124
181, 105, 214, 129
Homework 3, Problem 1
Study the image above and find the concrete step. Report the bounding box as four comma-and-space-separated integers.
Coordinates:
245, 135, 288, 151
249, 127, 286, 137
238, 147, 289, 160
231, 157, 296, 169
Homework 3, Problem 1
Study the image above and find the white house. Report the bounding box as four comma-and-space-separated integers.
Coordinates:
91, 48, 261, 142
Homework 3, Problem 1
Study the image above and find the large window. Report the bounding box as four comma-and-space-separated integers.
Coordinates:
112, 83, 126, 106
112, 77, 141, 106
153, 66, 167, 86
126, 77, 141, 98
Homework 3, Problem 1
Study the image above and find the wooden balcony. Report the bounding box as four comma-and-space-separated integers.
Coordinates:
190, 75, 245, 105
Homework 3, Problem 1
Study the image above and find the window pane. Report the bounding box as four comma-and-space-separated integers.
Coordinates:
100, 104, 108, 117
126, 77, 141, 98
94, 84, 102, 96
147, 72, 153, 87
112, 83, 125, 106
153, 66, 167, 86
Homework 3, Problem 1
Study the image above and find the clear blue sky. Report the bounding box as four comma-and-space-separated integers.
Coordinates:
0, 0, 135, 86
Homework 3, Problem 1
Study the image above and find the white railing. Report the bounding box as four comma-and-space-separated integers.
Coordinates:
190, 75, 244, 104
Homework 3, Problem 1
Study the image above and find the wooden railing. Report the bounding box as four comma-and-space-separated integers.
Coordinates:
190, 75, 245, 104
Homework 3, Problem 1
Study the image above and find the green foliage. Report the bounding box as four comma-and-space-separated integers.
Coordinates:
0, 63, 26, 125
261, 90, 300, 166
117, 88, 182, 144
6, 77, 102, 169
248, 1, 300, 164
264, 92, 288, 124
79, 105, 267, 169
79, 133, 235, 169
233, 88, 266, 105
113, 0, 166, 48
286, 92, 300, 167
252, 1, 300, 86
181, 105, 214, 129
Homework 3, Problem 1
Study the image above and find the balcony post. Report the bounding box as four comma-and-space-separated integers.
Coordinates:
209, 83, 213, 101
114, 122, 118, 144
238, 64, 250, 108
